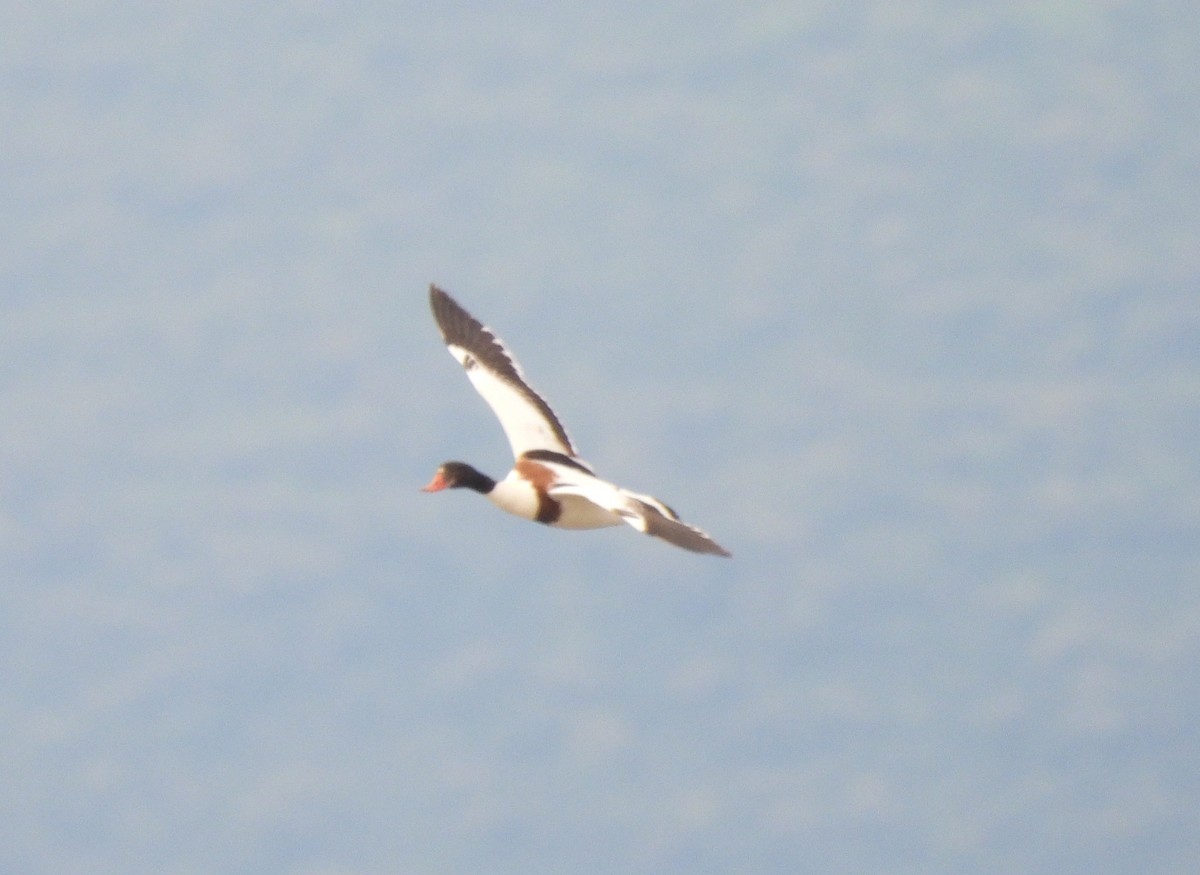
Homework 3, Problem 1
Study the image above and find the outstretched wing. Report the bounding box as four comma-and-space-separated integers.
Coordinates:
548, 476, 732, 557
634, 506, 732, 556
429, 285, 580, 460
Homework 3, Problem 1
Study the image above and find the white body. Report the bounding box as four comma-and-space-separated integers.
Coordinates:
489, 474, 622, 529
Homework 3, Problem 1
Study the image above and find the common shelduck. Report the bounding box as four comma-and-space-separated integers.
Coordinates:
422, 285, 731, 557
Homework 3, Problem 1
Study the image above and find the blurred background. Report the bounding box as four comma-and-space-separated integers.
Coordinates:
2, 2, 1198, 873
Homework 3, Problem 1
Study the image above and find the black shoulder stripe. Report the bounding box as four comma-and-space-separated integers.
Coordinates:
520, 449, 594, 474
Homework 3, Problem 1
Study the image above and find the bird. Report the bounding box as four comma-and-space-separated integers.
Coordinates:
421, 285, 731, 557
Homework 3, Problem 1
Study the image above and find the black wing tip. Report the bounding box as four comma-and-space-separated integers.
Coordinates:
679, 529, 732, 557
671, 529, 733, 557
429, 285, 486, 349
429, 284, 462, 325
636, 500, 732, 557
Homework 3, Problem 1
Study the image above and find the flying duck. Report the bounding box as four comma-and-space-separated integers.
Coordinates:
422, 285, 731, 557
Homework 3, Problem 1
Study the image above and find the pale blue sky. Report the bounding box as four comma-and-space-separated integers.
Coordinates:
2, 3, 1198, 873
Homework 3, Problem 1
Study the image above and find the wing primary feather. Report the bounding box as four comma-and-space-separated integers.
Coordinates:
635, 501, 732, 556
